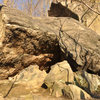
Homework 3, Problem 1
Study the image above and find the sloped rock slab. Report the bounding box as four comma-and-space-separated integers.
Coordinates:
0, 5, 100, 79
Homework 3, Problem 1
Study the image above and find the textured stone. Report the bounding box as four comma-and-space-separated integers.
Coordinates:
63, 84, 92, 100
74, 71, 100, 97
44, 61, 74, 88
12, 65, 47, 90
0, 5, 100, 80
67, 0, 100, 35
49, 81, 67, 98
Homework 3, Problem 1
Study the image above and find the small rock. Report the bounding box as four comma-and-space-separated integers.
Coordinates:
44, 61, 74, 88
14, 65, 47, 90
63, 84, 92, 100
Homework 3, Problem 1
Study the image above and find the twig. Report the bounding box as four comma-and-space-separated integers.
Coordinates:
81, 0, 100, 15
88, 14, 98, 27
58, 20, 68, 57
81, 4, 95, 23
3, 76, 17, 98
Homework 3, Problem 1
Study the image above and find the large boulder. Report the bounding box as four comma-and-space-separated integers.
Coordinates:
0, 5, 60, 79
0, 65, 47, 99
48, 2, 100, 74
0, 5, 100, 80
58, 18, 100, 74
44, 61, 74, 88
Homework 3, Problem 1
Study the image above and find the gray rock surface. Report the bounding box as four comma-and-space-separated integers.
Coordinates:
74, 71, 100, 97
0, 5, 100, 77
63, 84, 92, 100
11, 65, 47, 90
0, 4, 100, 100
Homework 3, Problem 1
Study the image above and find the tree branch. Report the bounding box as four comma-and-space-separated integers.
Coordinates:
81, 4, 95, 23
3, 76, 17, 98
81, 0, 100, 15
88, 15, 98, 27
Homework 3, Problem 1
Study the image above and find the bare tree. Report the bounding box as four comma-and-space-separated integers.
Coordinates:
3, 0, 9, 5
3, 0, 16, 8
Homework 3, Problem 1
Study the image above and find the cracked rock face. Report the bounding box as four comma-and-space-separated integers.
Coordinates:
0, 5, 100, 100
74, 71, 100, 97
0, 6, 61, 79
0, 5, 100, 80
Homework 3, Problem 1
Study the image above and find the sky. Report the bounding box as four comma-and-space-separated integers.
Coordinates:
0, 0, 52, 16
0, 0, 3, 4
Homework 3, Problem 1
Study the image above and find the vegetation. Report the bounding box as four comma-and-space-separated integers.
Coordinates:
1, 0, 100, 17
2, 0, 52, 16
